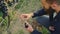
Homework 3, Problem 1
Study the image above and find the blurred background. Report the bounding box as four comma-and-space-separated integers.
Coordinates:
0, 0, 48, 34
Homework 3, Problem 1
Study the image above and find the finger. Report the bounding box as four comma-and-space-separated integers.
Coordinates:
25, 23, 29, 28
25, 21, 29, 25
51, 29, 55, 31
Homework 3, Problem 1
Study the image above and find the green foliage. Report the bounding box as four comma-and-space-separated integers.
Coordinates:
15, 0, 24, 9
18, 30, 24, 34
2, 17, 8, 26
0, 11, 3, 22
0, 17, 3, 22
15, 0, 41, 13
41, 27, 50, 34
15, 29, 24, 34
0, 12, 3, 17
0, 7, 15, 31
8, 11, 15, 21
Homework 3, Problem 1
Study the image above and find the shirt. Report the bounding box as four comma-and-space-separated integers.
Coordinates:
31, 9, 60, 34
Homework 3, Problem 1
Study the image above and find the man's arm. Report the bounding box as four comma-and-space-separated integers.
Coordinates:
31, 30, 42, 34
20, 8, 47, 20
32, 8, 47, 18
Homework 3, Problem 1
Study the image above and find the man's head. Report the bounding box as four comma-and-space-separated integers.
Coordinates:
46, 0, 60, 12
41, 0, 55, 14
41, 0, 60, 13
41, 0, 50, 9
46, 0, 60, 5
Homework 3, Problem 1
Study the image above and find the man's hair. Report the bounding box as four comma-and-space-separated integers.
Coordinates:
46, 0, 60, 5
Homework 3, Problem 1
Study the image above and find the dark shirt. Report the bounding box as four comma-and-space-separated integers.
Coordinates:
31, 8, 60, 34
32, 9, 54, 26
52, 12, 60, 34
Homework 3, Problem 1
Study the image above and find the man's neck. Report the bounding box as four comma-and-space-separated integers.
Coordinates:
56, 10, 60, 13
56, 7, 60, 13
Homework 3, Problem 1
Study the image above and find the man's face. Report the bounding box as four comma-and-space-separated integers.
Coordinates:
41, 0, 56, 13
50, 3, 60, 12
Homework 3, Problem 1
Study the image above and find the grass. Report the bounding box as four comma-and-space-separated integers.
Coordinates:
15, 0, 41, 13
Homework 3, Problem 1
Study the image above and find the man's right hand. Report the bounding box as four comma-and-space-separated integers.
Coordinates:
25, 22, 34, 32
20, 13, 33, 20
49, 26, 55, 31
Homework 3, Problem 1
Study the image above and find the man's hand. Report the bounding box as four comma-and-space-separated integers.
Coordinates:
25, 22, 34, 32
49, 26, 55, 31
20, 13, 33, 20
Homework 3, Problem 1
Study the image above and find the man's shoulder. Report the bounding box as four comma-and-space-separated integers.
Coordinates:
56, 12, 60, 19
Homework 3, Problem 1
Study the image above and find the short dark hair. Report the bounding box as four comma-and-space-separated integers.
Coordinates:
46, 0, 60, 5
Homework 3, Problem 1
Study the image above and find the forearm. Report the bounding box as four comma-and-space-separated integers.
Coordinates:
32, 8, 47, 18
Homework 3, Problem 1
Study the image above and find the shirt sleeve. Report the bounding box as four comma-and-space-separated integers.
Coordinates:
31, 30, 42, 34
32, 8, 47, 18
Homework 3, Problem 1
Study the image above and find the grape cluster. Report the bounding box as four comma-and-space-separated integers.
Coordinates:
0, 0, 8, 19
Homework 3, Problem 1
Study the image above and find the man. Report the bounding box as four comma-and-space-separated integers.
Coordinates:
20, 0, 52, 29
20, 0, 54, 31
20, 0, 60, 34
